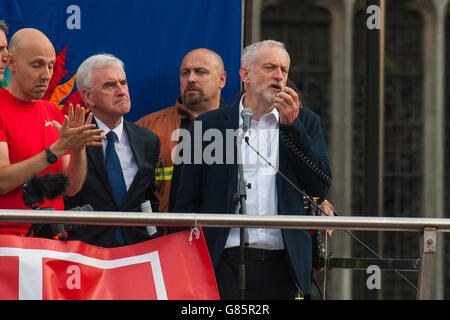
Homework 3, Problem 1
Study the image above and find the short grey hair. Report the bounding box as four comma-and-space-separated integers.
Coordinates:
0, 21, 8, 33
76, 53, 125, 91
241, 40, 289, 70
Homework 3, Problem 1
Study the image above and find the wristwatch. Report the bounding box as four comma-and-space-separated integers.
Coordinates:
45, 148, 58, 164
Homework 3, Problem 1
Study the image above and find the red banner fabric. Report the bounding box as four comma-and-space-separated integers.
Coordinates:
0, 229, 219, 300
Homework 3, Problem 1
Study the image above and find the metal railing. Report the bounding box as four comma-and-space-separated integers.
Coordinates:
1, 209, 449, 299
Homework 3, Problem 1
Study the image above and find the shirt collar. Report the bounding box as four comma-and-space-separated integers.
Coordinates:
94, 116, 124, 142
176, 99, 196, 121
239, 93, 280, 126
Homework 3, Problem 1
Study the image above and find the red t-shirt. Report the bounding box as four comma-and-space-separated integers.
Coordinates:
0, 88, 65, 236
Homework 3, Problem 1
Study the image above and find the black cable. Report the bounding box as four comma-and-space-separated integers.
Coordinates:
279, 129, 333, 187
245, 139, 417, 291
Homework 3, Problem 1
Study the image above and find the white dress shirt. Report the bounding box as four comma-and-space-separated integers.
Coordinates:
224, 95, 284, 250
95, 116, 138, 191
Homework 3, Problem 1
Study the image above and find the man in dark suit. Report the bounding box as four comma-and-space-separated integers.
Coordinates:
64, 53, 160, 247
174, 40, 332, 299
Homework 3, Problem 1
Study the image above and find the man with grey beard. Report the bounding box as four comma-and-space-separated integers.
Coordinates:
174, 40, 332, 299
136, 48, 227, 213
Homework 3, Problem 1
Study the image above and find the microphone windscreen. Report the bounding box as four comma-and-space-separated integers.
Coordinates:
25, 173, 70, 200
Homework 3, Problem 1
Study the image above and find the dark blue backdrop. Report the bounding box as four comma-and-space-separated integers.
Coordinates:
0, 0, 242, 121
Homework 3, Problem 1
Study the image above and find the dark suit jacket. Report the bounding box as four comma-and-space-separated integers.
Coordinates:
64, 119, 160, 247
173, 101, 331, 295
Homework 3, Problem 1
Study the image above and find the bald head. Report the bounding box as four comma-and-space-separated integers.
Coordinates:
181, 48, 225, 73
179, 48, 226, 117
7, 28, 56, 101
8, 28, 55, 56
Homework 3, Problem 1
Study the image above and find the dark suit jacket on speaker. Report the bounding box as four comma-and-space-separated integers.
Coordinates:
173, 101, 332, 295
64, 119, 160, 247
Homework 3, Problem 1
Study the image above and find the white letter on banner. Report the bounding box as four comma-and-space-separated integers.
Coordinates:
66, 5, 81, 30
0, 247, 167, 300
18, 249, 44, 300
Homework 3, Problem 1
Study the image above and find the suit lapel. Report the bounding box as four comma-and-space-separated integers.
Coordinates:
121, 121, 152, 210
223, 101, 240, 130
86, 117, 118, 206
86, 144, 107, 179
88, 117, 109, 186
276, 140, 286, 213
277, 121, 292, 215
124, 121, 145, 168
223, 102, 240, 208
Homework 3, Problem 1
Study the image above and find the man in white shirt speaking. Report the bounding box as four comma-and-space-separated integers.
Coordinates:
174, 40, 332, 299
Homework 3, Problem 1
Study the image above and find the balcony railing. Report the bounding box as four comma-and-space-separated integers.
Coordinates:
1, 209, 448, 299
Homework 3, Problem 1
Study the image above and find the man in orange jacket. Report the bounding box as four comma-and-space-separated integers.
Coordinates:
136, 48, 226, 212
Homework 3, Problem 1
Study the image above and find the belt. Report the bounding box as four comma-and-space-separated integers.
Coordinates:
224, 247, 286, 261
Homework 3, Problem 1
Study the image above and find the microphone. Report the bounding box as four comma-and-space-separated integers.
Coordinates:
23, 173, 70, 208
30, 203, 94, 240
240, 108, 253, 142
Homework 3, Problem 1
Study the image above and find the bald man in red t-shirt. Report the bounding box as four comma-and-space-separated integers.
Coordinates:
0, 28, 105, 235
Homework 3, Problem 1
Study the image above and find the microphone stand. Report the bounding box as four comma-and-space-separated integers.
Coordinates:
234, 134, 250, 300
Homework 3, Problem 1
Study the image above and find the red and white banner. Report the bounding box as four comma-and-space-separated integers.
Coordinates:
0, 229, 219, 300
